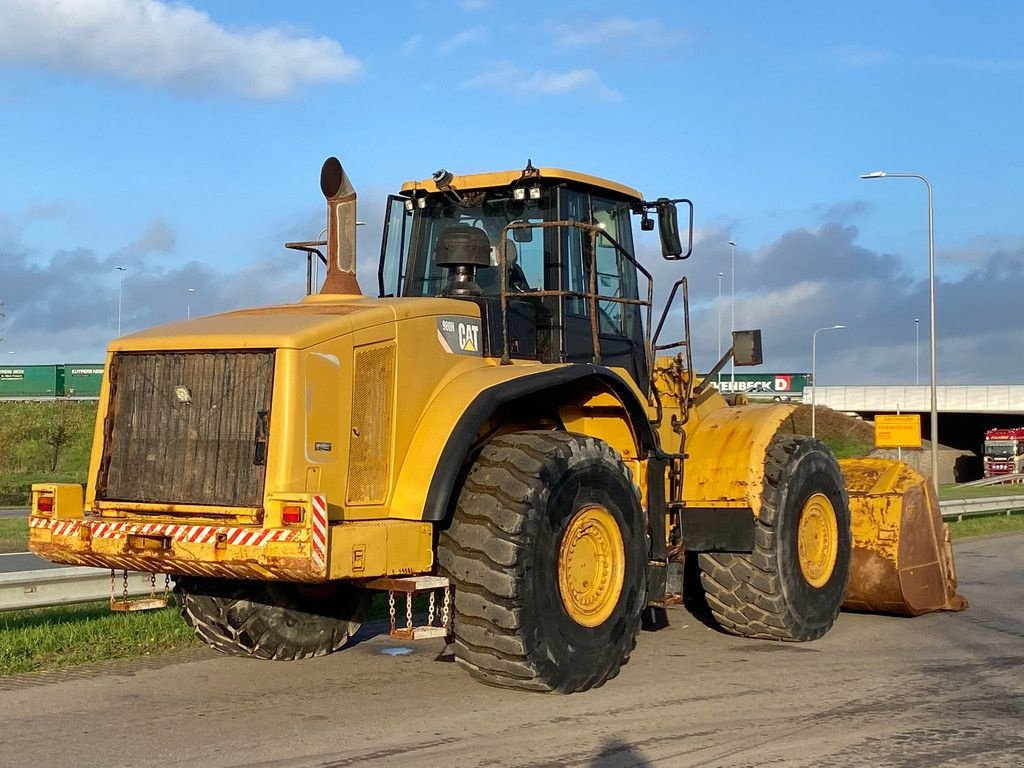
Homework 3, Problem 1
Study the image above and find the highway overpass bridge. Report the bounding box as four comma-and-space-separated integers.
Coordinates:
803, 385, 1024, 461
804, 385, 1024, 415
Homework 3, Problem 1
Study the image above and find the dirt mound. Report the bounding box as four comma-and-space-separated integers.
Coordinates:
777, 405, 874, 459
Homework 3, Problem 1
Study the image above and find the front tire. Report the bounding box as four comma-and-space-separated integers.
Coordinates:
174, 577, 369, 660
697, 434, 851, 641
438, 431, 646, 693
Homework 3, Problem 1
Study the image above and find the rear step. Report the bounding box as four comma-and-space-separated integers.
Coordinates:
365, 575, 451, 640
109, 570, 170, 612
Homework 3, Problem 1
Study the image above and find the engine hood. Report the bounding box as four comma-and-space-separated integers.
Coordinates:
108, 295, 480, 352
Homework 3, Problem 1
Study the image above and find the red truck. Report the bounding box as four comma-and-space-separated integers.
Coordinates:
983, 427, 1024, 478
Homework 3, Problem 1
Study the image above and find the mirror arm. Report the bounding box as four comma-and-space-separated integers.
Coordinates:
693, 346, 734, 397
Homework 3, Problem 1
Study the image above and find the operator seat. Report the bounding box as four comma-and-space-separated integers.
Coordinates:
496, 237, 530, 293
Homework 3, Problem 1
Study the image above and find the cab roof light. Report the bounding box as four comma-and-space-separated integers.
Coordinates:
528, 186, 542, 200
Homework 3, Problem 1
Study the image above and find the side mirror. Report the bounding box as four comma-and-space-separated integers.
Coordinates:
657, 198, 682, 258
732, 329, 763, 366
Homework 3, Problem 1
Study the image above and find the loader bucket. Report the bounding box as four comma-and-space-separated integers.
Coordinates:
838, 458, 968, 616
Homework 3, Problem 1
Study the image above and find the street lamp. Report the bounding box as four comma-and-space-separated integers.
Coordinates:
728, 240, 737, 385
115, 265, 127, 337
914, 318, 920, 385
187, 288, 195, 319
862, 170, 938, 491
811, 324, 846, 438
717, 271, 724, 386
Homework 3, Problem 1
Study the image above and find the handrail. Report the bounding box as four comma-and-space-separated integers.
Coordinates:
497, 221, 654, 371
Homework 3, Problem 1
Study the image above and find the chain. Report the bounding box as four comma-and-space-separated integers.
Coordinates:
427, 591, 436, 627
121, 570, 129, 603
441, 586, 451, 632
148, 572, 157, 600
164, 574, 171, 599
388, 591, 396, 635
406, 592, 413, 635
109, 568, 115, 606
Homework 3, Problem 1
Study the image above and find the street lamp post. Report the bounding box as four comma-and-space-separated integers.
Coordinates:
914, 318, 920, 385
862, 171, 938, 491
115, 266, 127, 337
811, 324, 846, 438
728, 240, 737, 385
187, 288, 195, 319
717, 271, 724, 386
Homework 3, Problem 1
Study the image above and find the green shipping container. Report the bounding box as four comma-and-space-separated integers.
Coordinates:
0, 365, 65, 398
62, 363, 105, 398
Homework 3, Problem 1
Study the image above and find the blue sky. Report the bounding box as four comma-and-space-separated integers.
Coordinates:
1, 0, 1022, 383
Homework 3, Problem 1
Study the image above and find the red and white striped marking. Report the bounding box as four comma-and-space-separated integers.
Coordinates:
85, 520, 300, 547
30, 500, 330, 574
310, 495, 328, 571
28, 516, 81, 537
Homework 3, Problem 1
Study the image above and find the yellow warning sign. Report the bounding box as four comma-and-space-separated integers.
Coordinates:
875, 414, 922, 449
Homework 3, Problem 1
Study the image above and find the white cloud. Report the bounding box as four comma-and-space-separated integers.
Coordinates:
553, 17, 699, 56
463, 63, 621, 103
400, 34, 424, 56
439, 27, 486, 56
0, 0, 361, 99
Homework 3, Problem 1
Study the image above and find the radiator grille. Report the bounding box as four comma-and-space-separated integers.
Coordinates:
346, 343, 395, 505
98, 351, 275, 507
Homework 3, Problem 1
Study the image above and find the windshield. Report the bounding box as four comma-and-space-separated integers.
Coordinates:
984, 441, 1018, 458
401, 191, 552, 298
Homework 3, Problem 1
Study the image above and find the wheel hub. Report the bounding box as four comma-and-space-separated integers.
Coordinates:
557, 505, 625, 627
797, 492, 839, 588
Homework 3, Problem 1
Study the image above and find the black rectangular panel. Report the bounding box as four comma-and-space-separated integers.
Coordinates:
678, 506, 756, 553
98, 351, 275, 507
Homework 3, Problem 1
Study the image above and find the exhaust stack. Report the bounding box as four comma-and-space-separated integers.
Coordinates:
319, 156, 361, 295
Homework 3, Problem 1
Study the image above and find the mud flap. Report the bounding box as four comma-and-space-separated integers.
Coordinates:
839, 458, 967, 616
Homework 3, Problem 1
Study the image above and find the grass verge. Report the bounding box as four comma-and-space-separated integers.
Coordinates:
0, 517, 28, 554
946, 512, 1024, 539
0, 599, 198, 677
939, 483, 1024, 500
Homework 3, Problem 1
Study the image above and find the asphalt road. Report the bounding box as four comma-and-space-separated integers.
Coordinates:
0, 533, 1021, 768
0, 551, 64, 573
0, 507, 29, 519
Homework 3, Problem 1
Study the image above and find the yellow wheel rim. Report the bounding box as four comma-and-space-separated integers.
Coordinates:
797, 492, 839, 588
557, 505, 625, 628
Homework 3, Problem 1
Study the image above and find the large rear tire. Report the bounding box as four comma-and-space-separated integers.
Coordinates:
174, 577, 369, 660
697, 434, 851, 641
438, 431, 646, 693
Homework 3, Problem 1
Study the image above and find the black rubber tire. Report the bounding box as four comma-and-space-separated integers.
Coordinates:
697, 434, 851, 641
437, 431, 646, 693
174, 577, 369, 660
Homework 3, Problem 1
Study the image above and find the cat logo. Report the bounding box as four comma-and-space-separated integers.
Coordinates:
437, 316, 483, 357
458, 322, 479, 352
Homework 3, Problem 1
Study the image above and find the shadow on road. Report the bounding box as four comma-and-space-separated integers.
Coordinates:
589, 738, 652, 767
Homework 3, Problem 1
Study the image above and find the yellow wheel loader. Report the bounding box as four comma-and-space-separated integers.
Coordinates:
28, 157, 964, 692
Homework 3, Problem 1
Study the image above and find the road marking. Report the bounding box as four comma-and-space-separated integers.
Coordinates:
0, 551, 33, 557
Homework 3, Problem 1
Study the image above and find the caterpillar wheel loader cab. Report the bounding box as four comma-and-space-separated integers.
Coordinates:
28, 157, 964, 694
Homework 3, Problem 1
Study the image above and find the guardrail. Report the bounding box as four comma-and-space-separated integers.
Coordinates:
2, 495, 1023, 614
939, 495, 1024, 522
959, 473, 1024, 488
0, 567, 158, 613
